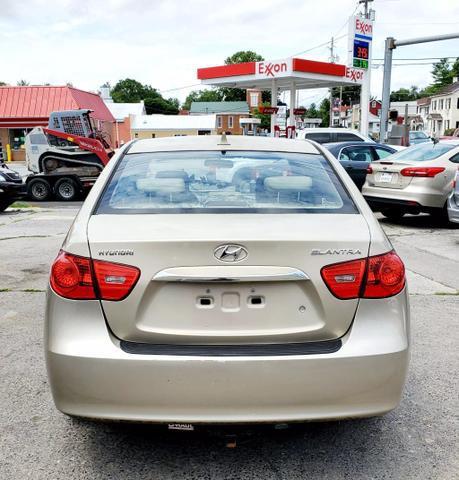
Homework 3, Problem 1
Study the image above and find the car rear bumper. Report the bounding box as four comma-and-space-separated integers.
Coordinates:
363, 185, 446, 210
45, 288, 410, 423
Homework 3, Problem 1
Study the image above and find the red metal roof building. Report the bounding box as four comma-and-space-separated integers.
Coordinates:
0, 86, 115, 161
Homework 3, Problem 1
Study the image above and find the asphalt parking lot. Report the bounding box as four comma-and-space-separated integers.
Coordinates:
0, 203, 458, 480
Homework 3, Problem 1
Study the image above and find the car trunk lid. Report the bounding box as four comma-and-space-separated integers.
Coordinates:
88, 213, 370, 345
367, 160, 418, 189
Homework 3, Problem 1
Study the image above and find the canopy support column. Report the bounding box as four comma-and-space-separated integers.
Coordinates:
270, 79, 277, 136
288, 81, 296, 126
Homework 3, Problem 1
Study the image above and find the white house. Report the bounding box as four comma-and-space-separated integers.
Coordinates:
427, 80, 459, 136
130, 114, 217, 138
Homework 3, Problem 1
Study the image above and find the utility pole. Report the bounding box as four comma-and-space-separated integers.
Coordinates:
329, 37, 336, 127
359, 0, 373, 18
380, 32, 459, 142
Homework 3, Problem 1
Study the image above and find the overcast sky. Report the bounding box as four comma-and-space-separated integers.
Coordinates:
1, 0, 458, 106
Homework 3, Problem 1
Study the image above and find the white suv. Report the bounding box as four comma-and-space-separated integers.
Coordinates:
296, 128, 374, 144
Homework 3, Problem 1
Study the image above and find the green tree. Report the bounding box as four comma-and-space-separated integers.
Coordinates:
219, 50, 266, 102
331, 85, 360, 105
251, 102, 272, 130
417, 58, 459, 96
307, 102, 319, 118
17, 80, 29, 86
0, 81, 7, 86
390, 86, 421, 102
318, 98, 330, 127
182, 89, 223, 110
431, 58, 452, 87
111, 78, 152, 103
144, 97, 178, 115
224, 50, 264, 65
111, 78, 179, 115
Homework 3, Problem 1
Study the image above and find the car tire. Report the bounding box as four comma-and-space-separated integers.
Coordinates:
0, 198, 13, 212
27, 178, 52, 201
381, 208, 405, 221
55, 177, 79, 201
432, 203, 452, 226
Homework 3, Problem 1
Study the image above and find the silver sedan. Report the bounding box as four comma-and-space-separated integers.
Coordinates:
45, 135, 409, 424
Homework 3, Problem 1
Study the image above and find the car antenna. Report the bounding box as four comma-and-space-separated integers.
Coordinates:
218, 133, 231, 145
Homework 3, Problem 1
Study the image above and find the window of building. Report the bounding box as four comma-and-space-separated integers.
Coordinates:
457, 98, 459, 109
446, 98, 451, 109
9, 128, 32, 150
228, 116, 234, 129
217, 116, 222, 129
439, 99, 444, 109
250, 93, 259, 107
432, 100, 437, 110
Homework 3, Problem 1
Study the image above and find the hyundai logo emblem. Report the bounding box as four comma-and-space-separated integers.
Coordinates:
214, 244, 248, 263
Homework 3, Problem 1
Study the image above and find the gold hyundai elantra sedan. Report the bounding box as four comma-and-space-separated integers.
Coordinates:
45, 135, 409, 424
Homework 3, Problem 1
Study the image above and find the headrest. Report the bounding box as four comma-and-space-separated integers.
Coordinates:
136, 178, 186, 194
264, 176, 312, 192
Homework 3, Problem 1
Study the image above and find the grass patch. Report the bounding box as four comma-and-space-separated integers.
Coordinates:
434, 291, 459, 296
20, 288, 45, 293
10, 201, 32, 209
0, 288, 11, 292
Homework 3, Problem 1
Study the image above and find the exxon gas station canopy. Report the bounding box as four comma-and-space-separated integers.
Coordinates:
197, 58, 366, 90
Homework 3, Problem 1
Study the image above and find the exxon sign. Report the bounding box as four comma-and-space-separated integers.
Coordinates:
257, 60, 289, 77
352, 15, 373, 40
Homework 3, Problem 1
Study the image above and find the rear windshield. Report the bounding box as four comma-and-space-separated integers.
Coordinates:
390, 142, 456, 162
96, 150, 356, 214
410, 131, 429, 140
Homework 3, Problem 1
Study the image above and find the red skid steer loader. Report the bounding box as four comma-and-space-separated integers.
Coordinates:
25, 109, 115, 201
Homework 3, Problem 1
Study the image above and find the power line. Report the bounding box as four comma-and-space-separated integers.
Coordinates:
159, 83, 201, 93
373, 56, 458, 61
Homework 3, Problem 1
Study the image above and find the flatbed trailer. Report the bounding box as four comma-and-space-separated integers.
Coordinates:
25, 172, 99, 201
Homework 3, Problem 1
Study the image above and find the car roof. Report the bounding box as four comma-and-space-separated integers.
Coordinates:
128, 135, 321, 155
297, 128, 364, 133
323, 141, 389, 148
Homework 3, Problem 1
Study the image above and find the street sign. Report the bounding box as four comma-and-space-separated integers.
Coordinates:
259, 106, 279, 114
293, 108, 306, 115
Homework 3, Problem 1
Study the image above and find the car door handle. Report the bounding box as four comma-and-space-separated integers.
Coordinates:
152, 266, 309, 283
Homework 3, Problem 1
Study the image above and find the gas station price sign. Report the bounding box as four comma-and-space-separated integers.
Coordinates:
348, 15, 373, 70
353, 39, 369, 69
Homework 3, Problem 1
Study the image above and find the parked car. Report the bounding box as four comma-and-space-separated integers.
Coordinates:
0, 161, 25, 212
409, 131, 431, 145
46, 135, 409, 424
323, 142, 397, 190
296, 127, 374, 144
363, 140, 459, 220
447, 171, 459, 223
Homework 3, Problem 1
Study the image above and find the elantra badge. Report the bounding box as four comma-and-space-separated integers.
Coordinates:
311, 248, 362, 256
214, 244, 248, 263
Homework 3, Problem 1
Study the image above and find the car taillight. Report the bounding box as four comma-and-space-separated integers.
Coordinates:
50, 251, 140, 301
363, 251, 405, 298
320, 258, 366, 300
366, 165, 373, 174
321, 251, 405, 300
50, 251, 96, 300
93, 259, 140, 301
400, 166, 445, 177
